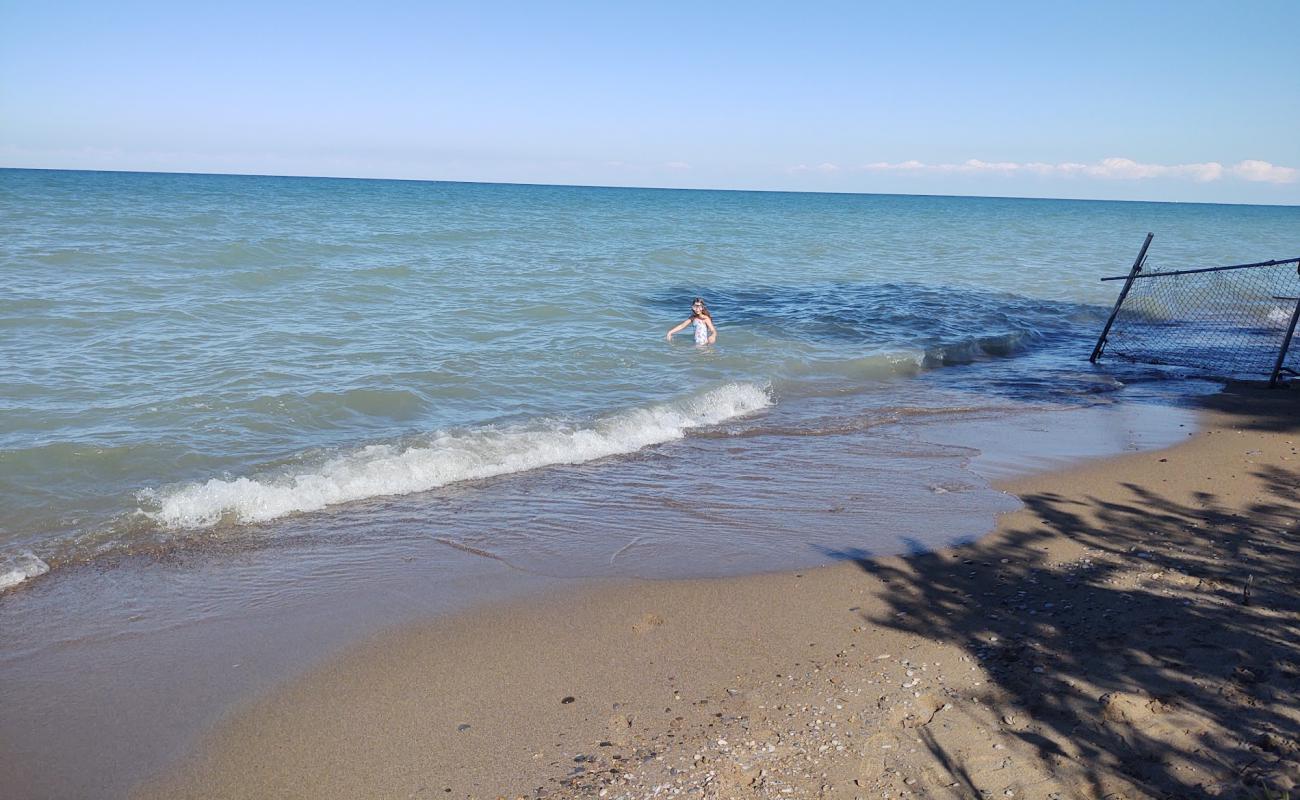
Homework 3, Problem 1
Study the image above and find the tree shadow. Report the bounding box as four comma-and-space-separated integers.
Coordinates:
1198, 381, 1300, 433
823, 462, 1300, 797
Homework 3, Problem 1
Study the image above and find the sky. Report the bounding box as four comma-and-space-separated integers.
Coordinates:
2, 0, 1298, 204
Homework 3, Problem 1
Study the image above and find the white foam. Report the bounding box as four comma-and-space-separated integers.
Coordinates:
1266, 306, 1296, 326
143, 382, 772, 529
0, 551, 50, 590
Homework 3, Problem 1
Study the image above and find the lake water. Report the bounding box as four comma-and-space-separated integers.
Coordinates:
2, 170, 1298, 587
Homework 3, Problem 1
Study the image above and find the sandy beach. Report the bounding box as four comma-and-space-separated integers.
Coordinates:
132, 384, 1300, 800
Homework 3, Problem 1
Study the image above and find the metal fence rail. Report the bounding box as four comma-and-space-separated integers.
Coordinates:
1090, 234, 1300, 387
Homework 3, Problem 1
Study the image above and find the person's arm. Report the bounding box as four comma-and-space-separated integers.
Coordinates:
704, 316, 717, 343
666, 318, 691, 340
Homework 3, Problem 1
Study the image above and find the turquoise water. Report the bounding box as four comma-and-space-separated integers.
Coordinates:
2, 168, 1298, 585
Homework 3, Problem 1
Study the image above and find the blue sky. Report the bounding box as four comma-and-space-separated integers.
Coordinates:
2, 0, 1297, 203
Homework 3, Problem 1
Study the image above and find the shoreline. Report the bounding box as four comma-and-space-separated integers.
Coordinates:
133, 384, 1300, 799
0, 392, 1197, 800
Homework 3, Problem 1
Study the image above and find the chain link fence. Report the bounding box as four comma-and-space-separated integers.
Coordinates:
1091, 235, 1300, 386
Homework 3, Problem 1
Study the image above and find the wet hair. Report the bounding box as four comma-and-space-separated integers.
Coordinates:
691, 297, 710, 318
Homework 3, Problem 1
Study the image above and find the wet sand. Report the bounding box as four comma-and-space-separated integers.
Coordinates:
134, 384, 1300, 800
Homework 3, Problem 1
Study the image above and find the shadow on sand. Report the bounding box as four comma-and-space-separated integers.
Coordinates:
824, 387, 1300, 798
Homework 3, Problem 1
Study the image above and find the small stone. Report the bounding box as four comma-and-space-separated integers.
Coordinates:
561, 696, 576, 704
456, 723, 471, 732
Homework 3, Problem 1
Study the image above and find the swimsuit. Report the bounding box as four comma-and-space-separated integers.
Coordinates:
692, 317, 710, 344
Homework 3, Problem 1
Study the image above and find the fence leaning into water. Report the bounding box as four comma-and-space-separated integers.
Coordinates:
1090, 234, 1300, 387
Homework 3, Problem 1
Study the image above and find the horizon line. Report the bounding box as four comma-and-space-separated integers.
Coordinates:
3, 165, 1299, 210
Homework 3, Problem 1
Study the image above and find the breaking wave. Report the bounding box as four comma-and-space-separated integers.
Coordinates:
141, 382, 772, 529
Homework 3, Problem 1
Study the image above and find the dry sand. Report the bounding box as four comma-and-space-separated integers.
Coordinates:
135, 385, 1300, 800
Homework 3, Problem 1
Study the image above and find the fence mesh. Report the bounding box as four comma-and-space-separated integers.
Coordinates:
1099, 257, 1300, 381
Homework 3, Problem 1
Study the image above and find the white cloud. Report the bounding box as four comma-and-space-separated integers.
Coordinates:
850, 157, 1295, 184
1076, 158, 1224, 182
789, 162, 842, 174
1230, 159, 1297, 184
664, 161, 691, 170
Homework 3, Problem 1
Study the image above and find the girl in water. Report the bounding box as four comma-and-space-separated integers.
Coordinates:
666, 297, 717, 344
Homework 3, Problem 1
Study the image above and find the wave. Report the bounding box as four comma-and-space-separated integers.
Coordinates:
0, 551, 49, 591
769, 330, 1041, 398
140, 382, 772, 529
926, 330, 1033, 364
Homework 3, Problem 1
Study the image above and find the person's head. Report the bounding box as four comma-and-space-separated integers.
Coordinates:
691, 297, 709, 318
